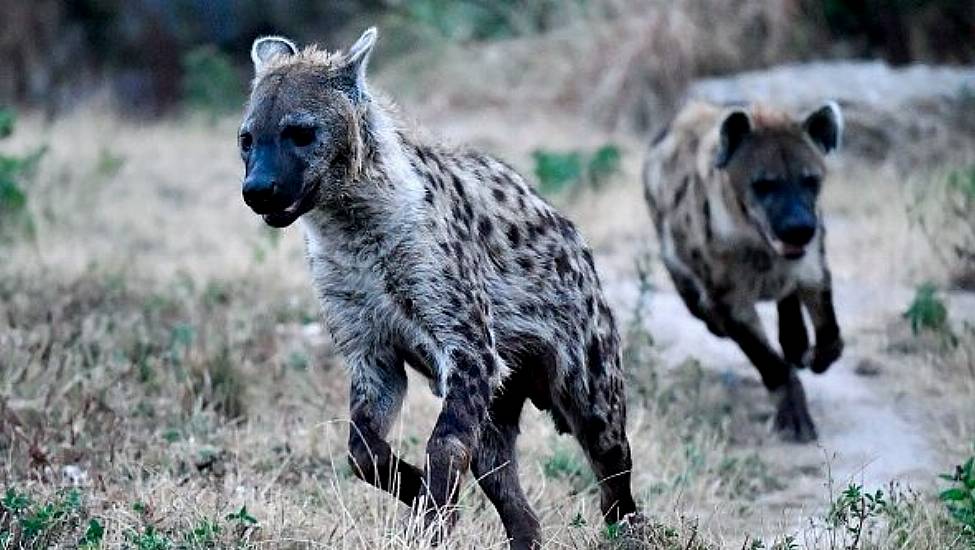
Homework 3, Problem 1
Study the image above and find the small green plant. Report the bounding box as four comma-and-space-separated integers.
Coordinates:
78, 519, 104, 549
183, 518, 221, 547
532, 143, 623, 195
224, 505, 257, 527
0, 107, 46, 239
826, 484, 890, 548
533, 150, 582, 194
903, 283, 957, 345
939, 451, 975, 540
127, 525, 172, 550
181, 45, 244, 117
542, 445, 589, 482
0, 488, 88, 548
587, 145, 622, 189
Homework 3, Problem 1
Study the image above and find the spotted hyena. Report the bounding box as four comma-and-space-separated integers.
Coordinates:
237, 28, 637, 548
643, 101, 845, 442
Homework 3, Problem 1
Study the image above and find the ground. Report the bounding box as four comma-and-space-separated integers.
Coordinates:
1, 59, 974, 549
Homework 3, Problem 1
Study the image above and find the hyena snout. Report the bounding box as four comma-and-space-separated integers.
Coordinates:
242, 174, 284, 212
770, 206, 817, 258
776, 216, 816, 246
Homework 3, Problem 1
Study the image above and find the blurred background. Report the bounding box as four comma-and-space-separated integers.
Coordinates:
2, 0, 974, 117
1, 1, 975, 548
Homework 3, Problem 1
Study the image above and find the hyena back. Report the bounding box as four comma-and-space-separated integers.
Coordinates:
238, 29, 637, 548
643, 101, 844, 442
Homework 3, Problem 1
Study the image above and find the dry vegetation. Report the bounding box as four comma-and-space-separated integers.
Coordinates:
2, 5, 975, 548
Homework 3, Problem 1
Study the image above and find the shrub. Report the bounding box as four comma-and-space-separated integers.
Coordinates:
181, 46, 245, 117
532, 143, 622, 195
940, 450, 975, 542
903, 283, 952, 338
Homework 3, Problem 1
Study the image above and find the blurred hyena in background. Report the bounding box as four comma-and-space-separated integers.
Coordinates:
643, 101, 844, 442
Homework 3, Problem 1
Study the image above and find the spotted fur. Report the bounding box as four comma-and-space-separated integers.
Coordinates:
643, 101, 844, 442
239, 29, 636, 548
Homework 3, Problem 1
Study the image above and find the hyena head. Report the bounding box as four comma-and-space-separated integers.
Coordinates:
714, 102, 843, 259
238, 28, 377, 227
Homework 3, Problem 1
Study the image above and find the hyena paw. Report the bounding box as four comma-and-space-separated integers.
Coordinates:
772, 373, 818, 443
803, 336, 843, 374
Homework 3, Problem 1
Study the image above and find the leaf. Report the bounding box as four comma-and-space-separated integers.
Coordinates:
940, 488, 968, 502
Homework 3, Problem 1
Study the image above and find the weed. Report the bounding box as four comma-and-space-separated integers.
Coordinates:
939, 450, 975, 541
542, 444, 590, 485
0, 107, 46, 239
127, 525, 172, 550
94, 147, 125, 180
183, 518, 221, 547
903, 282, 956, 345
533, 150, 582, 194
0, 488, 88, 548
826, 484, 889, 546
533, 143, 623, 195
78, 518, 104, 549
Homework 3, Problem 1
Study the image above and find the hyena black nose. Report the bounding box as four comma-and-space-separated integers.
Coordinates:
242, 177, 279, 211
779, 221, 816, 246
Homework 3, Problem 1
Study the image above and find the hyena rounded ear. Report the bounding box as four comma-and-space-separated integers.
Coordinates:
342, 27, 378, 95
803, 101, 843, 154
251, 36, 297, 72
715, 110, 752, 168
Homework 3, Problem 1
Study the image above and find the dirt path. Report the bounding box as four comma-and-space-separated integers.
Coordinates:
602, 270, 945, 530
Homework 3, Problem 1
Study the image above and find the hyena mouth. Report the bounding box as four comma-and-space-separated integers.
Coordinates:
775, 241, 807, 260
262, 181, 320, 228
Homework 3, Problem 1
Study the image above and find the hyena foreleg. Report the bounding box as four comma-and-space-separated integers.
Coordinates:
422, 348, 495, 532
777, 291, 810, 365
716, 304, 817, 442
348, 360, 425, 505
799, 280, 843, 373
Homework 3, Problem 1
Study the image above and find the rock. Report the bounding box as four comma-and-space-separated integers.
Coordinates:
854, 358, 884, 377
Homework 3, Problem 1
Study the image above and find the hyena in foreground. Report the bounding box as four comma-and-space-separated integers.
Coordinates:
238, 28, 637, 548
643, 101, 845, 442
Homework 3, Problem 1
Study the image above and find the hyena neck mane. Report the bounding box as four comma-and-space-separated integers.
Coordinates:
307, 98, 428, 237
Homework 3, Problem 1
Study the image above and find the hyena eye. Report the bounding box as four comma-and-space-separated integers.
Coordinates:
282, 125, 317, 148
752, 178, 777, 196
239, 131, 253, 152
800, 176, 821, 193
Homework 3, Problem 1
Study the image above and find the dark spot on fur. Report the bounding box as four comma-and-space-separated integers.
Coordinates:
703, 199, 712, 241
554, 250, 572, 279
492, 188, 506, 202
478, 216, 493, 239
674, 176, 689, 206
452, 173, 467, 200
650, 121, 671, 146
506, 224, 521, 248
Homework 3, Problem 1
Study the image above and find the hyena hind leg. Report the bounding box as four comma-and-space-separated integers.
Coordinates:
556, 364, 637, 523
472, 382, 540, 550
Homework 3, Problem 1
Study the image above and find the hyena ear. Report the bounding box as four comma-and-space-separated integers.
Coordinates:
715, 110, 752, 168
803, 101, 843, 154
341, 27, 378, 96
251, 36, 297, 72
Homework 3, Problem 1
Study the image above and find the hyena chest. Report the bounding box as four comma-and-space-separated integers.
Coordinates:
696, 243, 799, 303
